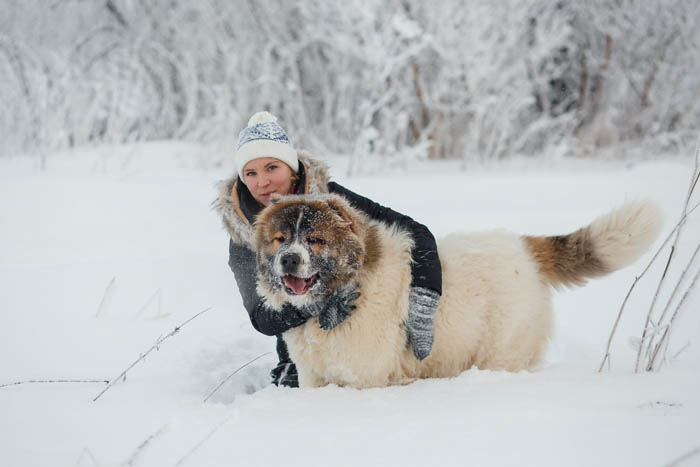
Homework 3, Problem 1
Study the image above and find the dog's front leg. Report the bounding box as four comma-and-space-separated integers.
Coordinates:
297, 365, 326, 388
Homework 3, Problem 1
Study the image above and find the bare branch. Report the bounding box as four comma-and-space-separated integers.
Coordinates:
93, 307, 212, 402
106, 0, 129, 28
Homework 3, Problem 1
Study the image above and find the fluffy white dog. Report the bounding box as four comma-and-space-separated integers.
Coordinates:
254, 195, 661, 389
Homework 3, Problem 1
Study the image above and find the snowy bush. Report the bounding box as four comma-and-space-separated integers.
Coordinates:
1, 0, 698, 164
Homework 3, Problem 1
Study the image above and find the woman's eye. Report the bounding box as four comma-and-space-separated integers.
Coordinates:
267, 165, 278, 171
245, 171, 255, 177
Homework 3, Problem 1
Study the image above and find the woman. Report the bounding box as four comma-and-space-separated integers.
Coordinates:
214, 111, 442, 387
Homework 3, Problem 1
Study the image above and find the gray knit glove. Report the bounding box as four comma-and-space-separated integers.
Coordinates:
303, 284, 361, 331
407, 286, 439, 360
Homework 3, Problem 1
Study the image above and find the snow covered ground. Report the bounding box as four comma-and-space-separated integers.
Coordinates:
1, 143, 699, 467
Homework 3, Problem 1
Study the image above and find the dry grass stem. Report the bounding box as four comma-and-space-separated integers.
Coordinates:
643, 238, 700, 369
648, 264, 700, 370
124, 423, 169, 466
203, 352, 273, 403
96, 276, 116, 317
175, 414, 234, 466
0, 379, 108, 389
598, 204, 698, 372
600, 132, 700, 373
654, 241, 700, 332
135, 288, 163, 318
634, 135, 699, 372
75, 448, 100, 467
664, 444, 700, 467
93, 306, 212, 402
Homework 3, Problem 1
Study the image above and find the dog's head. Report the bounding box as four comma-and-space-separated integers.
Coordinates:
254, 194, 367, 307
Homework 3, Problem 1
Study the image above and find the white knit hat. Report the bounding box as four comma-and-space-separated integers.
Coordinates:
235, 111, 299, 182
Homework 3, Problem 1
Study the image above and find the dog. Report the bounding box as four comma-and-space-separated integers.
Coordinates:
254, 194, 661, 389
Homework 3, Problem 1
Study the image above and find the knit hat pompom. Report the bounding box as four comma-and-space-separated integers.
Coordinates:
247, 111, 278, 126
235, 111, 299, 182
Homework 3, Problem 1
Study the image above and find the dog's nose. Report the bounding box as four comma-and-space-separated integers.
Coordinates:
280, 252, 301, 272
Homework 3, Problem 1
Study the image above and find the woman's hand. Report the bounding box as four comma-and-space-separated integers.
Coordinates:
407, 286, 440, 360
302, 283, 361, 331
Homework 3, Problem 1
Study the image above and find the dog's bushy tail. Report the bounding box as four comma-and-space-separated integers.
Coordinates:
523, 200, 662, 288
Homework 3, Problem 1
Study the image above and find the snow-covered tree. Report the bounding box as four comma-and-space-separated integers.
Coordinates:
1, 0, 698, 164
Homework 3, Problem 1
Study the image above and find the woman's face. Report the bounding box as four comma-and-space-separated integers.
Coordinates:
242, 157, 294, 206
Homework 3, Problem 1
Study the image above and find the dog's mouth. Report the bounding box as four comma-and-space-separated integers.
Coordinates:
283, 273, 319, 295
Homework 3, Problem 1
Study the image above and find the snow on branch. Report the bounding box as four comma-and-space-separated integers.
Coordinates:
2, 0, 698, 161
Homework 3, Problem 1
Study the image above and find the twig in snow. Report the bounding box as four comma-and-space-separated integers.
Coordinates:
664, 444, 700, 467
75, 447, 100, 467
644, 237, 700, 369
598, 203, 699, 372
202, 352, 272, 403
636, 135, 700, 372
135, 288, 163, 318
651, 240, 700, 337
96, 276, 116, 317
175, 414, 234, 466
0, 379, 108, 389
123, 423, 169, 466
93, 306, 212, 402
635, 245, 676, 372
647, 264, 700, 370
599, 134, 700, 372
671, 341, 691, 362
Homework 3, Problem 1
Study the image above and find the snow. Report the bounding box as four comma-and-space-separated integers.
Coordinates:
1, 143, 699, 467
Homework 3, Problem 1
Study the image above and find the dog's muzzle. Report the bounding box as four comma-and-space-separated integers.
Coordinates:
280, 252, 301, 274
275, 245, 319, 295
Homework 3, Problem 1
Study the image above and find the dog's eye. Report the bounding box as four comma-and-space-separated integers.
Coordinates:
307, 236, 326, 246
273, 235, 286, 244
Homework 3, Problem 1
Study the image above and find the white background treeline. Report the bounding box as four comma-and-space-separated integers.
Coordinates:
1, 0, 698, 163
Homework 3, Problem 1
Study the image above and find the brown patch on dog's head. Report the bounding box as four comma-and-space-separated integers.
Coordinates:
254, 194, 372, 302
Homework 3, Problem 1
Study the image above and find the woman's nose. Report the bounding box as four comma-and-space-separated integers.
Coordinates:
258, 175, 270, 187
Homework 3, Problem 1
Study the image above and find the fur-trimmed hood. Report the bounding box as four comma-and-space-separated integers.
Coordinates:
212, 150, 331, 249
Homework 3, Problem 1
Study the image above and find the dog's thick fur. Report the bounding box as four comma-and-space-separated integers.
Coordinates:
254, 195, 661, 389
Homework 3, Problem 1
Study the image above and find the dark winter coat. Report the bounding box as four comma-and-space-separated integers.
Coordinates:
213, 151, 442, 387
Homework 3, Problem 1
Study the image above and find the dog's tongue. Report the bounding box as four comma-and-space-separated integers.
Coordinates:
284, 275, 307, 295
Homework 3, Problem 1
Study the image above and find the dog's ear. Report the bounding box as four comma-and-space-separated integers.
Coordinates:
324, 195, 367, 266
325, 195, 359, 233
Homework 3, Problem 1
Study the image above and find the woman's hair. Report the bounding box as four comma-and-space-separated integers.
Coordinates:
289, 169, 300, 191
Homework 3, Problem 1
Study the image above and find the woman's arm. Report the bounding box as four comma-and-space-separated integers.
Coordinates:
328, 182, 441, 360
228, 239, 309, 336
328, 182, 442, 295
